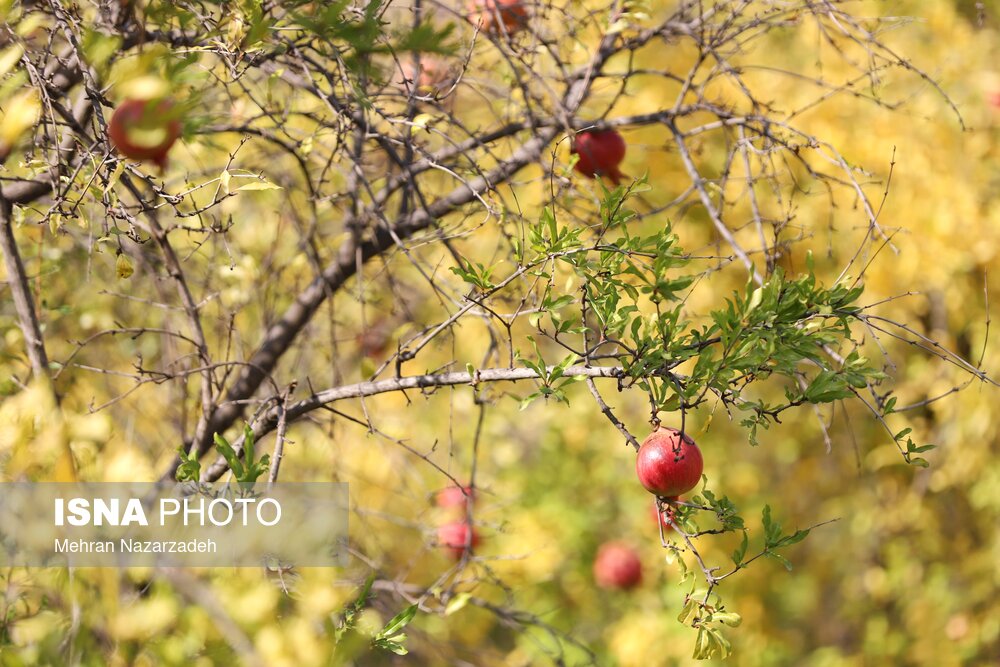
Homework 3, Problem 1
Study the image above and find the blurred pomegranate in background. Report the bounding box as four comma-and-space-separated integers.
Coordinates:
438, 522, 480, 560
356, 319, 395, 359
108, 98, 181, 169
593, 541, 642, 590
466, 0, 528, 35
437, 485, 475, 509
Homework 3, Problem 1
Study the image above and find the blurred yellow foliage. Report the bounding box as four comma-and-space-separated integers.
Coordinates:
1, 1, 999, 665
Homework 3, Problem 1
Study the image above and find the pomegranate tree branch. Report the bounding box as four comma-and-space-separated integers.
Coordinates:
669, 120, 760, 284
199, 364, 626, 481
118, 175, 217, 454
585, 377, 641, 451
0, 194, 49, 380
174, 9, 667, 475
178, 124, 565, 472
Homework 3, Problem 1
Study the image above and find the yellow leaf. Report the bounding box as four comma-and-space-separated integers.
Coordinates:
607, 19, 629, 35
103, 161, 124, 196
117, 75, 169, 100
220, 169, 232, 194
0, 44, 24, 79
237, 180, 282, 191
412, 113, 435, 129
445, 592, 471, 616
0, 89, 40, 146
116, 253, 134, 279
14, 12, 46, 37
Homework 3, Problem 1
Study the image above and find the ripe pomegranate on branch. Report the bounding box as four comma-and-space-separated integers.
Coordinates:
636, 427, 704, 498
571, 128, 628, 185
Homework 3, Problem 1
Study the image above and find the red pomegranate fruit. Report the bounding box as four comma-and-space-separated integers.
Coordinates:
436, 485, 475, 509
437, 521, 480, 559
466, 0, 528, 35
636, 427, 704, 497
108, 98, 181, 169
571, 129, 626, 184
593, 541, 642, 590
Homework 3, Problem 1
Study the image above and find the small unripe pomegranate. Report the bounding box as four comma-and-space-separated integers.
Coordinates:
593, 541, 642, 590
436, 485, 475, 509
466, 0, 528, 35
571, 129, 626, 184
636, 427, 703, 497
652, 496, 680, 532
437, 522, 480, 559
108, 98, 181, 169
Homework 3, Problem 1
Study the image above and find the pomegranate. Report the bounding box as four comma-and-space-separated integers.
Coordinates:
436, 485, 475, 509
466, 0, 528, 35
636, 427, 704, 497
652, 496, 680, 532
571, 129, 626, 184
593, 541, 642, 590
108, 98, 181, 169
356, 319, 395, 358
437, 521, 480, 559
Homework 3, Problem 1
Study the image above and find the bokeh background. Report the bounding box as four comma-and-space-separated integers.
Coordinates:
1, 0, 999, 665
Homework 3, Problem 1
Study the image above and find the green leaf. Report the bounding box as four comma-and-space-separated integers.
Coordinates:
213, 433, 244, 480
354, 574, 375, 610
243, 423, 256, 468
379, 604, 417, 637
174, 446, 201, 482
374, 638, 408, 655
774, 528, 811, 548
765, 551, 793, 571
762, 505, 781, 547
907, 439, 936, 454
713, 611, 742, 627
732, 531, 749, 567
803, 370, 852, 403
